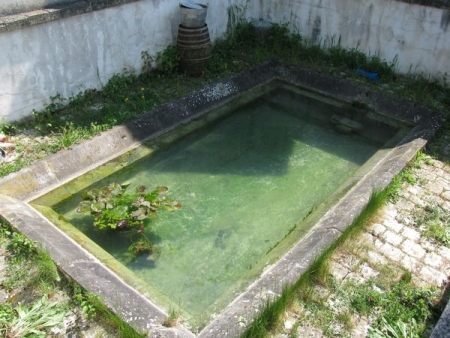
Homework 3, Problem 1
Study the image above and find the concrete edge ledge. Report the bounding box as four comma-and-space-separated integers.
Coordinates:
0, 0, 140, 33
0, 61, 447, 337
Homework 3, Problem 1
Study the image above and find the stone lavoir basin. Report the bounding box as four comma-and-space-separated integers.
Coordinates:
0, 62, 444, 337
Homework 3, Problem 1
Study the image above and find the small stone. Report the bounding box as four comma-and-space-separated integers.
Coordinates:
383, 204, 398, 218
0, 142, 15, 149
383, 218, 403, 233
370, 223, 386, 237
284, 319, 295, 330
383, 230, 403, 246
420, 238, 437, 253
419, 266, 447, 286
0, 290, 8, 304
374, 238, 384, 249
401, 239, 426, 259
409, 195, 425, 207
360, 232, 375, 244
380, 243, 404, 261
407, 185, 425, 196
424, 252, 443, 269
426, 195, 445, 206
334, 124, 353, 134
423, 182, 444, 195
401, 255, 419, 271
367, 250, 388, 265
359, 263, 379, 279
438, 246, 450, 261
400, 216, 413, 226
437, 178, 450, 191
396, 199, 415, 211
351, 316, 370, 338
346, 272, 366, 283
329, 262, 350, 281
444, 200, 450, 212
401, 227, 421, 241
442, 190, 450, 201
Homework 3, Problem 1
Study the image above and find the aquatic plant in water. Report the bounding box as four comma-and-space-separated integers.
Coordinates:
77, 182, 181, 256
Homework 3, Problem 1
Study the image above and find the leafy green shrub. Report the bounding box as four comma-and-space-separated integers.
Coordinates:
369, 316, 420, 338
413, 203, 450, 246
102, 73, 135, 100
156, 46, 181, 76
351, 280, 438, 335
0, 229, 36, 264
0, 296, 67, 337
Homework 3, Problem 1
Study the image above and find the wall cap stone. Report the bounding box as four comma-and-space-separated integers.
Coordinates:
0, 0, 140, 33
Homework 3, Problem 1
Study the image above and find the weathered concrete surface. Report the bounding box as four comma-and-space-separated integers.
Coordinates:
0, 63, 446, 337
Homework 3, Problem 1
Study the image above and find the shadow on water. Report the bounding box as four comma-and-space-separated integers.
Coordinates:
112, 86, 398, 178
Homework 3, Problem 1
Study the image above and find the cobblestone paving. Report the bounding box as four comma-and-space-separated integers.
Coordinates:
274, 156, 450, 337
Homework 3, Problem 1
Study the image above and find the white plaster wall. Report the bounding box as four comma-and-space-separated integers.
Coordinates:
259, 0, 450, 79
0, 0, 253, 122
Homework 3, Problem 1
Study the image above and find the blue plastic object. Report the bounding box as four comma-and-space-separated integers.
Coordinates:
356, 68, 380, 82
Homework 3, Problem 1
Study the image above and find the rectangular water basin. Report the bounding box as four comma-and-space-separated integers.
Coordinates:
0, 62, 444, 337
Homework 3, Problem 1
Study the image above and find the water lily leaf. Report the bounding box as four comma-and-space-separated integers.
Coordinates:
77, 201, 91, 213
132, 197, 145, 207
97, 197, 109, 205
84, 188, 100, 200
155, 186, 168, 193
163, 201, 182, 211
91, 202, 105, 212
136, 185, 147, 193
108, 182, 123, 196
131, 209, 148, 220
141, 201, 152, 208
100, 186, 112, 197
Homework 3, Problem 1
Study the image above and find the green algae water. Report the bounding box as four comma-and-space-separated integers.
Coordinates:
49, 87, 396, 328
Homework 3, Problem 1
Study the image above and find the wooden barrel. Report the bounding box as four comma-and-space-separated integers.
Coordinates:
177, 24, 212, 76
